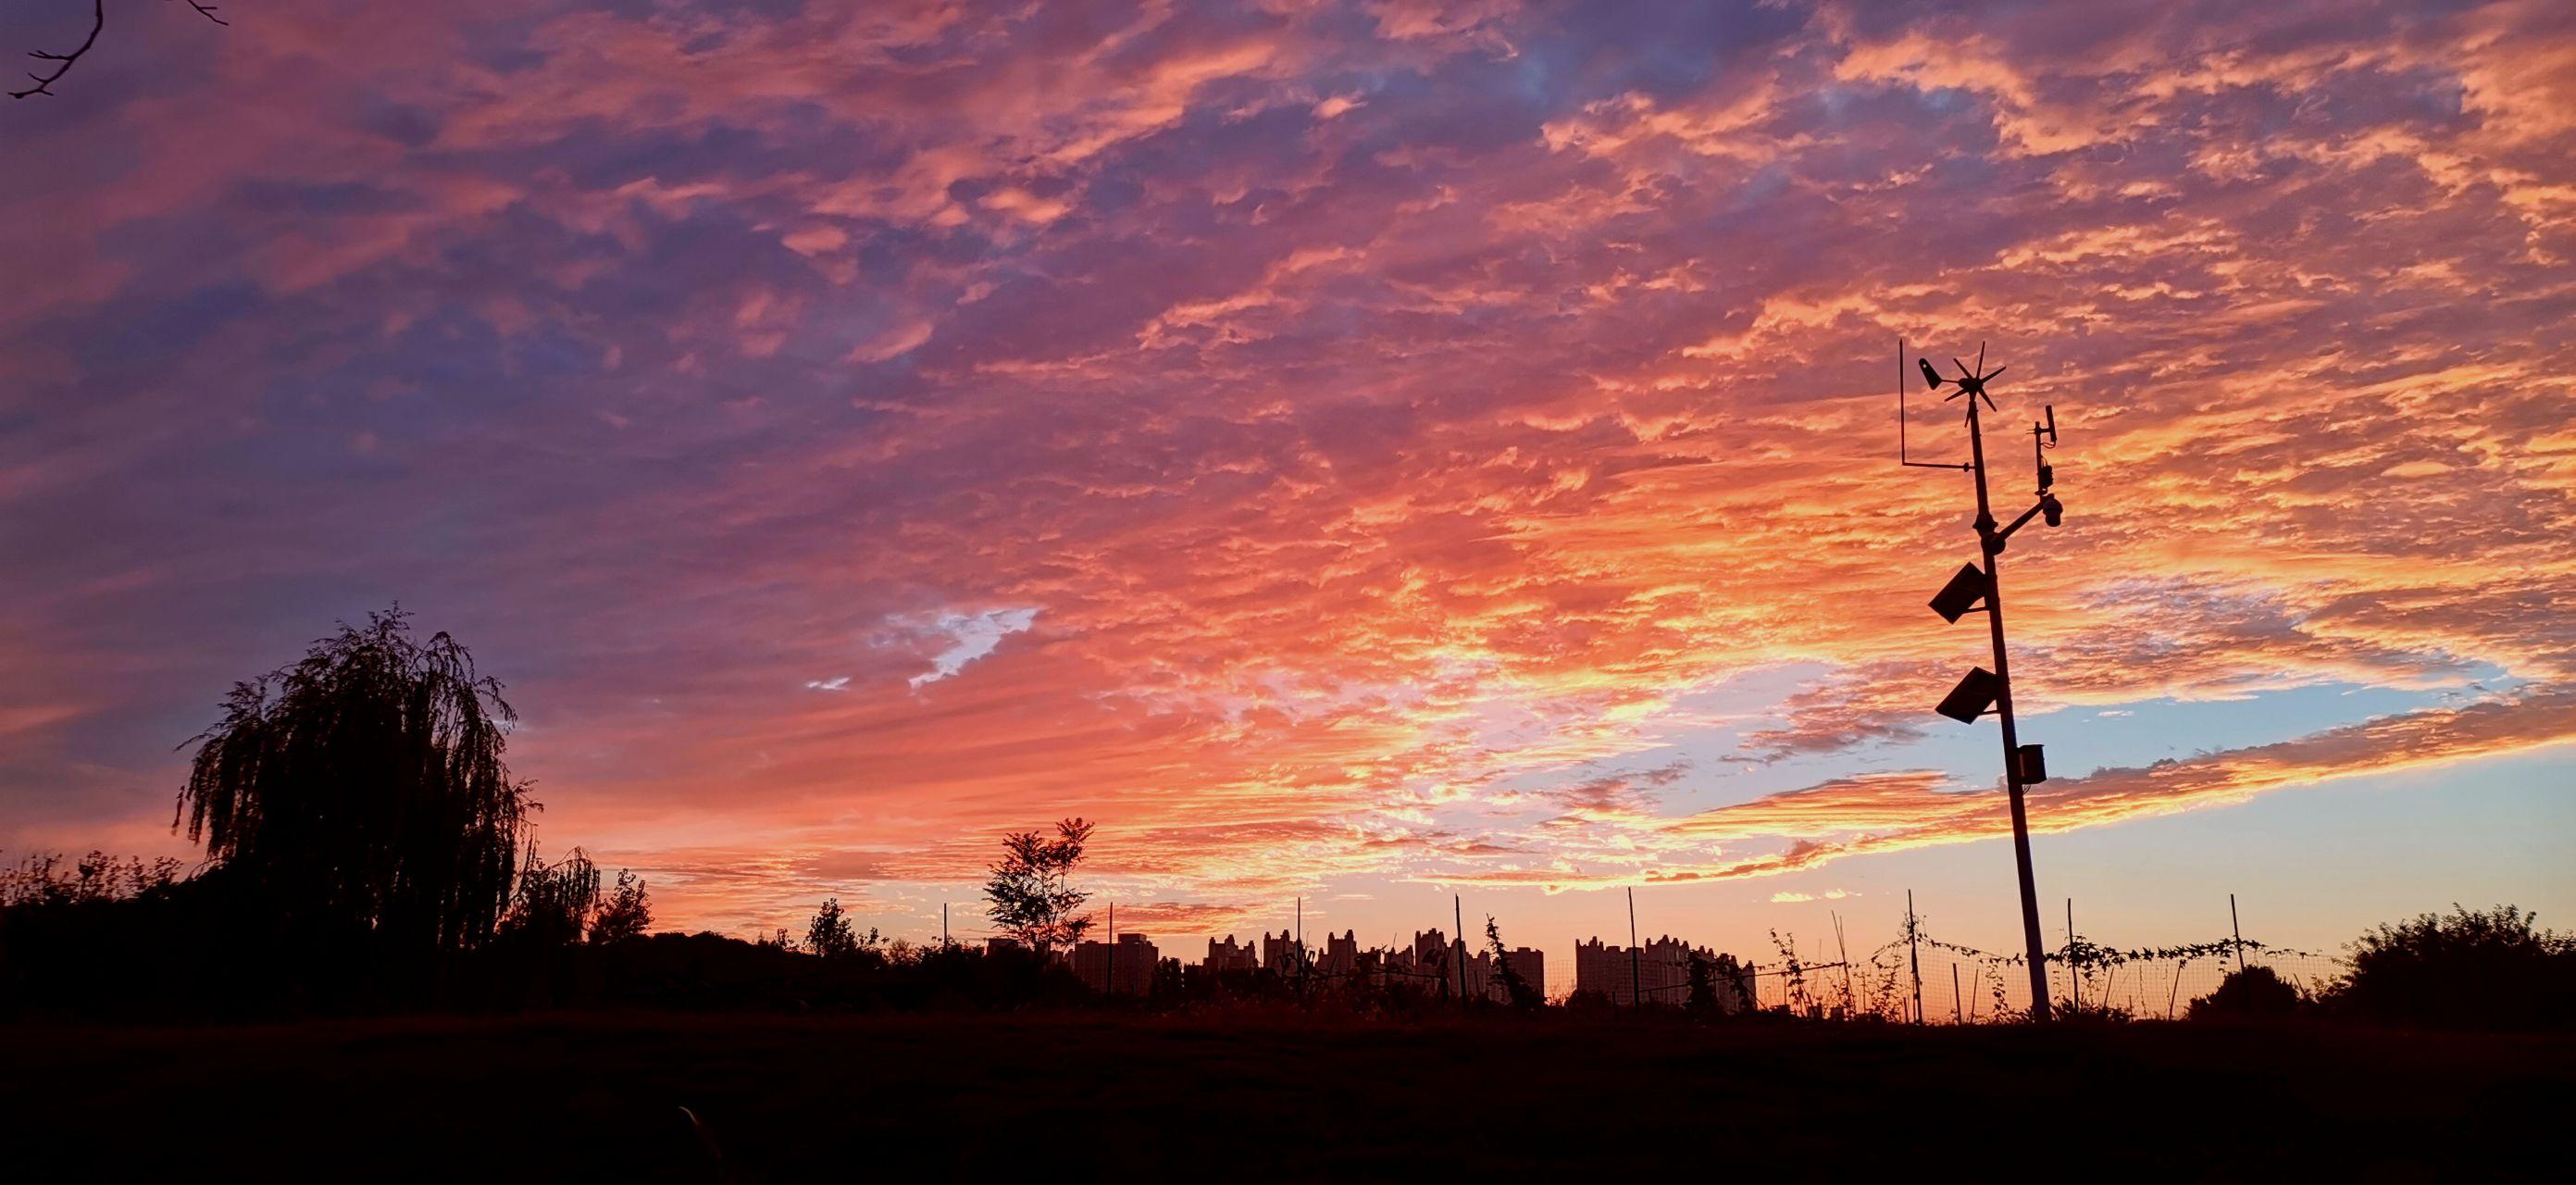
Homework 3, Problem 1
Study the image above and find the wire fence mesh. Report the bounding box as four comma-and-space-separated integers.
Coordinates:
1736, 928, 2343, 1022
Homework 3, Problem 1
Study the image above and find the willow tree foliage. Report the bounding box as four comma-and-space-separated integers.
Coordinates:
176, 609, 535, 956
501, 846, 600, 948
982, 818, 1094, 954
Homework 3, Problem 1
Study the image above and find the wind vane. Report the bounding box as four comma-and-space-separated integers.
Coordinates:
1898, 338, 2066, 1022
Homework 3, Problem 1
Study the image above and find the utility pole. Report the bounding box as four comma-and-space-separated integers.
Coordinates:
1626, 887, 1642, 1011
1907, 341, 2066, 1023
1107, 902, 1115, 996
1951, 962, 1963, 1025
1908, 891, 1924, 1025
2065, 898, 2076, 1015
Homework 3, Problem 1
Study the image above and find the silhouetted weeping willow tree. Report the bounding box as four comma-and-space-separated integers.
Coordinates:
177, 608, 536, 958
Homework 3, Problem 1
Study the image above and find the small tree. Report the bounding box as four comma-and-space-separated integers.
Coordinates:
1770, 929, 1813, 1016
981, 818, 1095, 955
1687, 948, 1751, 1016
590, 869, 652, 944
1485, 916, 1541, 1011
806, 897, 858, 959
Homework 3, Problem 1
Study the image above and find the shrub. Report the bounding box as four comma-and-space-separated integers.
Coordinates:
2188, 965, 2304, 1020
2327, 904, 2575, 1029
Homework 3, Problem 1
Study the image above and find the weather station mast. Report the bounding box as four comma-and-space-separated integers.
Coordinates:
1899, 342, 2067, 1022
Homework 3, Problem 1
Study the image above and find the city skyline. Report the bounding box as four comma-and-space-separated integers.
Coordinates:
4, 0, 2572, 972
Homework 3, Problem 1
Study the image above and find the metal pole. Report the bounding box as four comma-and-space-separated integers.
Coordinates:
941, 902, 948, 947
1107, 902, 1114, 995
1951, 962, 1963, 1025
1908, 891, 1923, 1025
2065, 897, 2076, 1015
1626, 887, 1642, 1010
2230, 893, 2246, 974
1969, 395, 2054, 1023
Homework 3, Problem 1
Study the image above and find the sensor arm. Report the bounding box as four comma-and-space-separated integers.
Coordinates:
1996, 498, 2049, 541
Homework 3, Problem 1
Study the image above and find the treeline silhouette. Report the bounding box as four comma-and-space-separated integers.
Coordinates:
2, 610, 2570, 1029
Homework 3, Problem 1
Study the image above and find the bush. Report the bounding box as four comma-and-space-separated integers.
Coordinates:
2188, 965, 2304, 1020
2327, 904, 2576, 1030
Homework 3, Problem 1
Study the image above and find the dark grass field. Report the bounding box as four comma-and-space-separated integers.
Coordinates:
8, 1012, 2569, 1181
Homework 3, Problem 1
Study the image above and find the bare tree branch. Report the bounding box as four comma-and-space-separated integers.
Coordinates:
10, 0, 230, 101
11, 0, 105, 99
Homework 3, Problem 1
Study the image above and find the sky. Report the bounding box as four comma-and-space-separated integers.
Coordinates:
2, 0, 2571, 984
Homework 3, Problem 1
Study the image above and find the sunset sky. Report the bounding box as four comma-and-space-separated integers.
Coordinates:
2, 0, 2570, 976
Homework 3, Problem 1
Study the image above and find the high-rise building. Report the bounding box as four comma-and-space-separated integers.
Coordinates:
1574, 934, 1737, 1009
1379, 929, 1543, 1001
1480, 945, 1545, 1002
1203, 934, 1258, 974
1319, 929, 1359, 976
1073, 931, 1159, 995
1261, 929, 1305, 973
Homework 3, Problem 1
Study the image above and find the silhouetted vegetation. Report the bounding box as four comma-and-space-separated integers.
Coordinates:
804, 898, 881, 960
591, 870, 653, 945
981, 817, 1093, 955
2325, 904, 2576, 1029
179, 609, 535, 967
2189, 965, 2306, 1019
1485, 916, 1541, 1011
501, 847, 601, 949
1687, 947, 1751, 1015
9, 0, 229, 100
0, 850, 180, 908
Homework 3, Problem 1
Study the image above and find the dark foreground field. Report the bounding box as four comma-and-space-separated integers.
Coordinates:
8, 1013, 2569, 1180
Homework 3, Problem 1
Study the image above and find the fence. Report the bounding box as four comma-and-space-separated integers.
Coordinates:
1730, 921, 2342, 1022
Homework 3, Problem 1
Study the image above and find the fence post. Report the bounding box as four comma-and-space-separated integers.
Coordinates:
1908, 891, 1923, 1024
2230, 892, 2246, 975
1455, 894, 1468, 1004
2065, 898, 2077, 1015
1626, 887, 1641, 1011
1832, 911, 1854, 1017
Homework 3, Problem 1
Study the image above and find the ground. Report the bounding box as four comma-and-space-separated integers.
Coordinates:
8, 1013, 2567, 1180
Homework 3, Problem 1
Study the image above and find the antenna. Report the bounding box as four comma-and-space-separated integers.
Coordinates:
1898, 339, 1972, 471
1899, 341, 2069, 1022
2031, 405, 2059, 496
